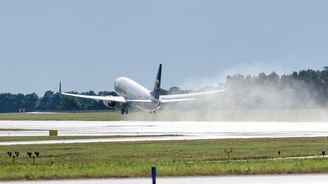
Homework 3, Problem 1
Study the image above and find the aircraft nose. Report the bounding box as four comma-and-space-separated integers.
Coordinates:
115, 77, 124, 84
114, 78, 120, 88
114, 77, 127, 88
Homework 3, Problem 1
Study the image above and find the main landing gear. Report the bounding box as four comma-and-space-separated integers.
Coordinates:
121, 104, 128, 114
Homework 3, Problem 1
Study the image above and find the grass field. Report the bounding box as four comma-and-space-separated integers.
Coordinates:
1, 137, 328, 179
1, 109, 328, 121
0, 135, 157, 142
0, 112, 123, 121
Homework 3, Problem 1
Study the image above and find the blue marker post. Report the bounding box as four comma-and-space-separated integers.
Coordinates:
151, 166, 156, 184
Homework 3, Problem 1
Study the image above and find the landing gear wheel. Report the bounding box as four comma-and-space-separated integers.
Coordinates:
121, 104, 128, 114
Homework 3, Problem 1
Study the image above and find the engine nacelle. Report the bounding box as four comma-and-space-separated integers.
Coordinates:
103, 100, 116, 107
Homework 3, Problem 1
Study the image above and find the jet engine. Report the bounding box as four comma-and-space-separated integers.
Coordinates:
103, 100, 116, 107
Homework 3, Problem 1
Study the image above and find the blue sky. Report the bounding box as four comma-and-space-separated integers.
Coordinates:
1, 0, 328, 95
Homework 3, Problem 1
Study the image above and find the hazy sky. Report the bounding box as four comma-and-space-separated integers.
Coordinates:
1, 0, 328, 95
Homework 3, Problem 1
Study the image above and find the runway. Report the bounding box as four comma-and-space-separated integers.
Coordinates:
1, 120, 328, 145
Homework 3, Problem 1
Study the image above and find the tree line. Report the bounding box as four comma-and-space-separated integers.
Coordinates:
1, 67, 328, 112
225, 66, 328, 108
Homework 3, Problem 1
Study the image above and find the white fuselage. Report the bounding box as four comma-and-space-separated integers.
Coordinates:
114, 77, 161, 112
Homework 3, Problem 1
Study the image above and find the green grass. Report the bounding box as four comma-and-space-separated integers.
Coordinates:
0, 135, 158, 142
1, 137, 328, 179
2, 109, 328, 121
0, 112, 123, 121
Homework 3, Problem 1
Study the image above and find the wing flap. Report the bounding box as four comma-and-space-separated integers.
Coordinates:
161, 98, 196, 103
126, 99, 152, 103
160, 89, 226, 100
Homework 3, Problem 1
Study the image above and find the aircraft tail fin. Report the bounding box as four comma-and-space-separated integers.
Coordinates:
151, 64, 162, 99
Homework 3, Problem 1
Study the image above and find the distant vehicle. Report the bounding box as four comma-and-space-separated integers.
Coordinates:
60, 64, 226, 114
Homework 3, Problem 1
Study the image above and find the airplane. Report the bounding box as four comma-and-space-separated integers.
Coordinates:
60, 64, 226, 114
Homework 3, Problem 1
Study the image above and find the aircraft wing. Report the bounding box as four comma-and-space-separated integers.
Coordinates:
61, 92, 126, 103
160, 89, 226, 101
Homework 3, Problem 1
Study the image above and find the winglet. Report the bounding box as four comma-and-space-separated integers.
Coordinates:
59, 81, 62, 93
151, 64, 162, 99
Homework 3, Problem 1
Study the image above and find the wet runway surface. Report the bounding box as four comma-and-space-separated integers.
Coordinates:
1, 120, 328, 145
3, 174, 328, 184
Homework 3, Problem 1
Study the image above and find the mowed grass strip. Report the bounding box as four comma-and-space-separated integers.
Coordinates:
0, 135, 153, 142
0, 112, 123, 121
2, 159, 328, 180
1, 137, 328, 179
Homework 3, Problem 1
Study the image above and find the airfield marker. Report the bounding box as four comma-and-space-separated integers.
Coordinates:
151, 166, 156, 184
